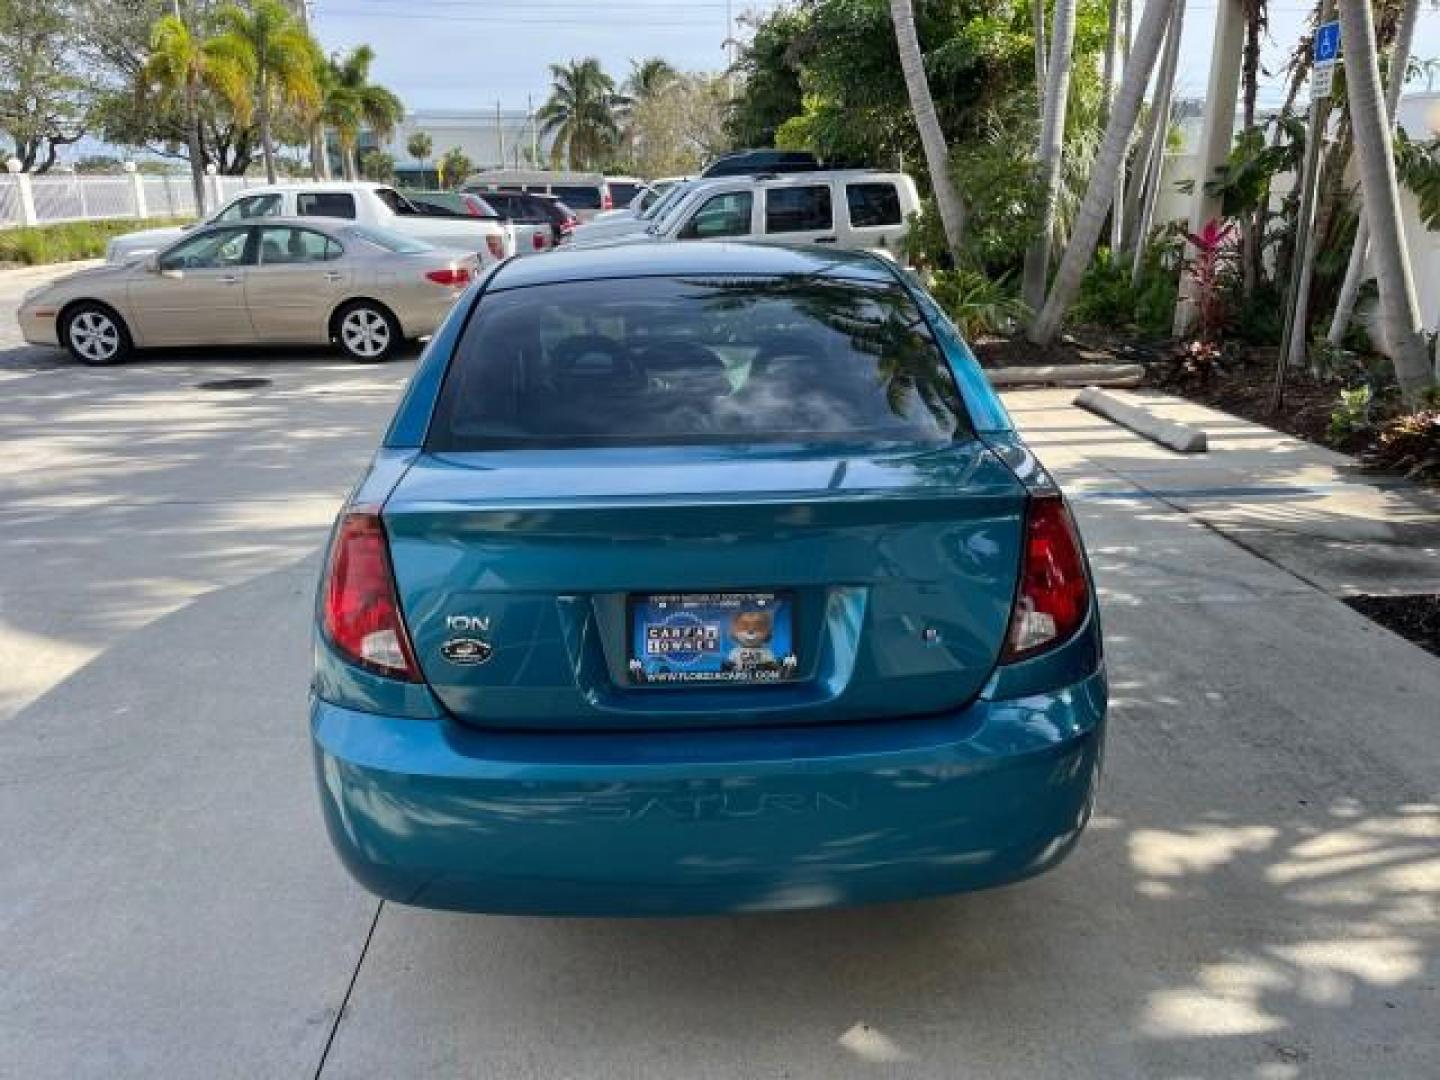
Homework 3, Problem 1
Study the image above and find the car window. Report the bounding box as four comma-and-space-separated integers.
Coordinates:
214, 193, 283, 223
429, 275, 969, 450
158, 226, 252, 271
846, 183, 903, 228
551, 184, 602, 209
296, 192, 357, 219
677, 191, 753, 240
765, 185, 833, 234
257, 225, 341, 265
609, 182, 642, 206
375, 187, 421, 216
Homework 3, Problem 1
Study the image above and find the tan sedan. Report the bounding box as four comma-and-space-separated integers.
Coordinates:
18, 218, 479, 364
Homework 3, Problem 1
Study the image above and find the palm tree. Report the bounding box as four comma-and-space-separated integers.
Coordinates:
213, 0, 321, 185
320, 45, 403, 181
407, 130, 433, 181
140, 13, 253, 214
888, 0, 965, 260
1335, 0, 1433, 403
1328, 0, 1420, 346
624, 57, 677, 101
437, 146, 473, 188
1028, 0, 1171, 344
1021, 0, 1078, 312
537, 59, 621, 169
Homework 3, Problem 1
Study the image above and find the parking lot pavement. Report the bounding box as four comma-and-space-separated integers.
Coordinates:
1, 280, 1436, 1078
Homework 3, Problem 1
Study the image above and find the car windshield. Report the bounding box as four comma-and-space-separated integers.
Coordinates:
644, 184, 692, 227
428, 275, 969, 450
342, 225, 433, 253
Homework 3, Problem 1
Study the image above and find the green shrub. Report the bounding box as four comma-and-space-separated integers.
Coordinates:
1327, 384, 1376, 450
1073, 248, 1133, 326
927, 268, 1028, 339
0, 217, 192, 266
1072, 246, 1177, 336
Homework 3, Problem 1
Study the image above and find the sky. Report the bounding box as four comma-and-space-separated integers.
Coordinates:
307, 0, 1440, 115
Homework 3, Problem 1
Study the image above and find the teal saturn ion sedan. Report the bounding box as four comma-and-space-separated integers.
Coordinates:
311, 242, 1105, 916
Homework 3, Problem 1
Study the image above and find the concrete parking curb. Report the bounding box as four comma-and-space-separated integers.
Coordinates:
1074, 386, 1208, 453
988, 363, 1146, 388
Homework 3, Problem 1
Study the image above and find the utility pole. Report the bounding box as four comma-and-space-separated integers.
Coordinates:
528, 93, 538, 165
495, 101, 505, 168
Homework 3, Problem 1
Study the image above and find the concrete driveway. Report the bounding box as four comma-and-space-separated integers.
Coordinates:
1, 266, 1436, 1079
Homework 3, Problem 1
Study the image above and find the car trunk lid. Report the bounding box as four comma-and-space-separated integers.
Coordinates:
383, 441, 1026, 730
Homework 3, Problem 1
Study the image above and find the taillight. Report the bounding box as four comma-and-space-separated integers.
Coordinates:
425, 264, 472, 287
601, 190, 613, 210
485, 235, 506, 260
532, 231, 547, 250
1001, 495, 1090, 663
321, 510, 420, 681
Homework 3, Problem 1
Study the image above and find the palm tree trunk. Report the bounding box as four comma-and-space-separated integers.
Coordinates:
1130, 0, 1185, 286
1120, 39, 1166, 248
1021, 0, 1077, 312
1335, 0, 1431, 402
310, 122, 327, 180
1102, 0, 1125, 251
889, 0, 966, 260
1327, 0, 1420, 347
185, 77, 207, 215
260, 94, 277, 184
1031, 0, 1047, 98
1238, 2, 1262, 299
1027, 0, 1170, 345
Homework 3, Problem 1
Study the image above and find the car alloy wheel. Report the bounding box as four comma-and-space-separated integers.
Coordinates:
339, 306, 393, 361
68, 309, 123, 365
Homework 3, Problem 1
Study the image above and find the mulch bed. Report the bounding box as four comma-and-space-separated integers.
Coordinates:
970, 331, 1164, 370
1344, 595, 1440, 658
1148, 348, 1344, 448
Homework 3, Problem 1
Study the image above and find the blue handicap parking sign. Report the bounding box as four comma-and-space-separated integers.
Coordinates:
1314, 20, 1340, 63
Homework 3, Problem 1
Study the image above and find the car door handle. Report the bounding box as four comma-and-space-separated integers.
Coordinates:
217, 274, 241, 285
814, 236, 837, 244
324, 271, 344, 282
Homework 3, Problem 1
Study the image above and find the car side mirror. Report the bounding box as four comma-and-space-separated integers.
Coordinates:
142, 255, 160, 273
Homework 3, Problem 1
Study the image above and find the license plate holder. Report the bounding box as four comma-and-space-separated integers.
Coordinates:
628, 591, 798, 687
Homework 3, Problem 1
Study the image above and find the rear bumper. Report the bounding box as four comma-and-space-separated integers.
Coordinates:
311, 668, 1106, 916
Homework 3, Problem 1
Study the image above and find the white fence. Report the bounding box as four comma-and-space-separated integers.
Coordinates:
0, 172, 271, 228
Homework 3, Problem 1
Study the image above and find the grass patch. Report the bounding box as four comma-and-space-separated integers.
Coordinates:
0, 217, 193, 266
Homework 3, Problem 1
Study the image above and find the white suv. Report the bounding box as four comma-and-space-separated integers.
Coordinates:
577, 171, 919, 255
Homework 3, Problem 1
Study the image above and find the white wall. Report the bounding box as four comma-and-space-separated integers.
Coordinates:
1145, 93, 1440, 331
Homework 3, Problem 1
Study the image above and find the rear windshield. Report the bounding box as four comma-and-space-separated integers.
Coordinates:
428, 275, 968, 450
551, 184, 603, 209
609, 182, 642, 206
342, 225, 432, 253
